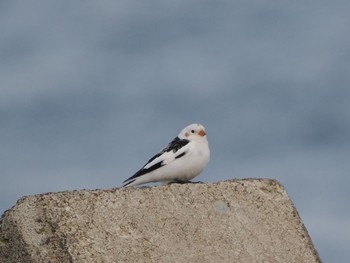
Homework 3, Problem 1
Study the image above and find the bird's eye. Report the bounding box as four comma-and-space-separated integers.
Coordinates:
191, 130, 195, 133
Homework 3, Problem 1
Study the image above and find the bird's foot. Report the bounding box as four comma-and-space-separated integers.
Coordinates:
168, 180, 204, 185
168, 179, 188, 184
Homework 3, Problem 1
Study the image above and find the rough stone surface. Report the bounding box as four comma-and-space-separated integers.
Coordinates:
0, 179, 321, 263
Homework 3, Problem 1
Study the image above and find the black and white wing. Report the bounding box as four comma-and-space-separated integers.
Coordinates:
123, 137, 190, 187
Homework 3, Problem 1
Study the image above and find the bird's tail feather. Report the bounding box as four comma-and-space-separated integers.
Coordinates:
123, 179, 135, 187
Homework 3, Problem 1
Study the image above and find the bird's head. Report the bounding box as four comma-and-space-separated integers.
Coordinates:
179, 123, 208, 142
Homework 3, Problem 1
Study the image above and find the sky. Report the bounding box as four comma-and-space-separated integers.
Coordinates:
1, 1, 350, 262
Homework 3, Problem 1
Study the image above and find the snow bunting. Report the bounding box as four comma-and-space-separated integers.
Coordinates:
123, 123, 210, 187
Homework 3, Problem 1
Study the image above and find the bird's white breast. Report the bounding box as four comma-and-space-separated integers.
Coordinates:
178, 140, 210, 181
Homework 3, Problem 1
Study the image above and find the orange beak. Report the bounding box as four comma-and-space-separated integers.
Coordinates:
198, 129, 206, 137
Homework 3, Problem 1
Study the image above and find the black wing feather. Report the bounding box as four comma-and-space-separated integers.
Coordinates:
161, 137, 190, 154
123, 137, 190, 185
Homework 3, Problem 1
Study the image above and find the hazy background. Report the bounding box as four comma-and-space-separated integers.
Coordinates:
1, 1, 349, 262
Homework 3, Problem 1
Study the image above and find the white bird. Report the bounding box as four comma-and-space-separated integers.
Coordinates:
123, 123, 210, 187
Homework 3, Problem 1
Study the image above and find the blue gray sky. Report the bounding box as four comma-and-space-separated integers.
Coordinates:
1, 1, 350, 262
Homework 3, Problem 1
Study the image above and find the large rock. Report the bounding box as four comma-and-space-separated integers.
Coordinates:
0, 179, 321, 262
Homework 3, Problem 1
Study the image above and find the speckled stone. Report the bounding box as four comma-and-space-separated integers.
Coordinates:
0, 179, 322, 263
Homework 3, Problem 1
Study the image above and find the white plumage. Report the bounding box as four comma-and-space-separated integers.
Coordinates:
123, 123, 210, 187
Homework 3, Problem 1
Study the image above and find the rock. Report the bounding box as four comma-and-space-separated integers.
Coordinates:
0, 179, 321, 262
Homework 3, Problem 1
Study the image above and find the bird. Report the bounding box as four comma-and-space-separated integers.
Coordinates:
123, 123, 210, 187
